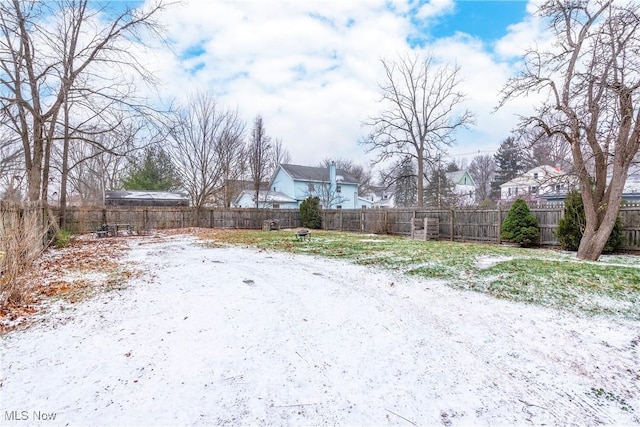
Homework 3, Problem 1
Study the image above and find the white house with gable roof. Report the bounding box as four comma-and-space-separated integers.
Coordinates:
500, 165, 575, 202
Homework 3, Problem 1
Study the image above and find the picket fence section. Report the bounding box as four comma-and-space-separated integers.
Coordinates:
43, 203, 640, 250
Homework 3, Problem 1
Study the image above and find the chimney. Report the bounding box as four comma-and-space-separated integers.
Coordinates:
329, 161, 337, 191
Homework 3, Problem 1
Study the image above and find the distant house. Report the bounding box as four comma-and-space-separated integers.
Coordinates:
105, 190, 190, 207
543, 164, 640, 204
500, 165, 574, 203
233, 190, 298, 209
621, 165, 640, 203
367, 184, 396, 208
445, 170, 476, 205
270, 163, 372, 209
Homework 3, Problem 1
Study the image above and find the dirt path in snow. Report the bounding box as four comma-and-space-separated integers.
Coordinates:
2, 234, 639, 426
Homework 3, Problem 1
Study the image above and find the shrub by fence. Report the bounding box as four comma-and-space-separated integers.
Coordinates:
40, 203, 640, 251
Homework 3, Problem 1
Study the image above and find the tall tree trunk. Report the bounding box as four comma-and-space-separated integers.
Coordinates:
416, 155, 424, 208
59, 98, 71, 228
577, 163, 628, 260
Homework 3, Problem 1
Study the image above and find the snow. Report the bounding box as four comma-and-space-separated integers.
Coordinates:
474, 255, 514, 270
2, 234, 639, 426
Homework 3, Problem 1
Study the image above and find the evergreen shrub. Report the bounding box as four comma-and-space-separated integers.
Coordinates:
501, 198, 540, 247
299, 197, 322, 229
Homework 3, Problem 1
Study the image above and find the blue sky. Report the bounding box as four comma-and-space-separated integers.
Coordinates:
137, 0, 543, 169
430, 1, 528, 41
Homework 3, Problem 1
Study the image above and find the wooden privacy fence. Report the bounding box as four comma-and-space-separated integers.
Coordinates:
50, 203, 640, 250
54, 206, 301, 235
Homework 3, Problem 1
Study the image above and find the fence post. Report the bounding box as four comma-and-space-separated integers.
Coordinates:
497, 206, 502, 244
449, 209, 455, 241
143, 208, 147, 231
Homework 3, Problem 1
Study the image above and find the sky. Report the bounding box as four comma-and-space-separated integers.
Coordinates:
139, 0, 545, 171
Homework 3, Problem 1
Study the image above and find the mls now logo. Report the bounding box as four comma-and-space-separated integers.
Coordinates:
5, 410, 57, 421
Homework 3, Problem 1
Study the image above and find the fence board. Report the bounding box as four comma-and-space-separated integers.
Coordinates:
42, 204, 640, 251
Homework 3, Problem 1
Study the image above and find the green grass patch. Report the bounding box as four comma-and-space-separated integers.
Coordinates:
200, 229, 640, 320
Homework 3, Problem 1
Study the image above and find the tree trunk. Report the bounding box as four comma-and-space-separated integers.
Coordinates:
577, 177, 626, 260
59, 99, 71, 229
416, 156, 424, 208
577, 226, 611, 261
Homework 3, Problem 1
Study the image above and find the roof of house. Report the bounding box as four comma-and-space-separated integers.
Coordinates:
105, 190, 189, 201
234, 190, 298, 205
616, 164, 640, 194
445, 170, 475, 186
500, 165, 566, 188
278, 164, 359, 185
226, 180, 270, 191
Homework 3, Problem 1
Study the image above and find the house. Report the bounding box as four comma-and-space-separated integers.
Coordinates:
233, 189, 298, 209
445, 170, 476, 205
621, 165, 640, 203
104, 190, 190, 207
500, 165, 574, 202
270, 163, 372, 209
543, 164, 640, 204
367, 184, 396, 208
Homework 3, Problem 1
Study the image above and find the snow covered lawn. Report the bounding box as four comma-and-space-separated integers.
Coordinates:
2, 233, 639, 425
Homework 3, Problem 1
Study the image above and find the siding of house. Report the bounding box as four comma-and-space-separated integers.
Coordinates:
500, 166, 573, 202
234, 190, 298, 209
268, 164, 368, 209
270, 168, 296, 200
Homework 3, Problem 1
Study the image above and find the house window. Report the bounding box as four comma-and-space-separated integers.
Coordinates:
273, 186, 276, 191
533, 172, 539, 180
272, 203, 280, 209
336, 184, 342, 193
336, 205, 342, 209
530, 186, 538, 194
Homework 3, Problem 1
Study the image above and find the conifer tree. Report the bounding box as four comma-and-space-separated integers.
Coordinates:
491, 137, 524, 198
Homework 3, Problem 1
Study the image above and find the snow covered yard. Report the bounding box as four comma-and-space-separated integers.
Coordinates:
1, 233, 639, 426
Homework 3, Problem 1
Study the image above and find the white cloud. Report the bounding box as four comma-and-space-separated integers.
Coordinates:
416, 0, 455, 20
495, 0, 551, 60
139, 0, 547, 171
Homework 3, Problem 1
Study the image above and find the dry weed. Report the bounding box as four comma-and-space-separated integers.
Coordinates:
1, 203, 54, 309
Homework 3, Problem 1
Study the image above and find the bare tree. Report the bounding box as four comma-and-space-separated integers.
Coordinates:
0, 0, 168, 203
64, 133, 131, 205
54, 121, 139, 207
378, 156, 418, 207
468, 154, 496, 202
362, 52, 474, 207
271, 138, 291, 170
215, 112, 246, 207
519, 128, 572, 171
320, 158, 373, 196
247, 115, 272, 208
0, 119, 22, 196
166, 93, 240, 209
499, 0, 640, 260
